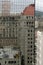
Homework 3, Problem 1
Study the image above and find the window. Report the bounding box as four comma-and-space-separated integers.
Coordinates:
5, 61, 7, 64
28, 57, 29, 59
28, 34, 30, 36
12, 17, 15, 20
26, 16, 28, 19
13, 28, 15, 37
0, 34, 2, 37
31, 53, 33, 55
28, 61, 29, 63
32, 22, 33, 24
27, 22, 28, 25
28, 30, 30, 32
8, 61, 13, 64
8, 61, 16, 64
31, 42, 32, 44
27, 49, 32, 52
0, 52, 1, 54
30, 57, 32, 59
29, 16, 30, 18
6, 29, 8, 37
0, 63, 1, 65
34, 51, 35, 53
28, 42, 29, 43
31, 38, 32, 40
3, 29, 5, 37
29, 22, 31, 24
31, 25, 34, 27
31, 45, 32, 48
14, 56, 16, 58
27, 50, 29, 52
0, 17, 1, 19
14, 61, 16, 63
31, 30, 32, 32
3, 21, 5, 24
28, 38, 30, 40
30, 61, 32, 63
32, 16, 33, 19
9, 28, 11, 37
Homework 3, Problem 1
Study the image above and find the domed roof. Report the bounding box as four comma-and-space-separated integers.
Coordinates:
22, 4, 35, 16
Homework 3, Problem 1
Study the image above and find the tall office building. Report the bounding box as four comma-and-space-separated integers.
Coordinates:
36, 31, 43, 65
35, 17, 43, 65
17, 4, 36, 65
0, 1, 35, 65
2, 0, 10, 16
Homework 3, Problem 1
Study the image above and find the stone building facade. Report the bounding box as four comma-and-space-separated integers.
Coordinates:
0, 14, 35, 65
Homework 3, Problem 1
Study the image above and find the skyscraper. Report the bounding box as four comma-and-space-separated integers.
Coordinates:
17, 4, 36, 65
2, 0, 10, 16
0, 0, 35, 65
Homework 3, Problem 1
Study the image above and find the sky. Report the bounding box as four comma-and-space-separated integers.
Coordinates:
10, 0, 34, 13
35, 0, 43, 12
0, 0, 34, 13
0, 0, 43, 13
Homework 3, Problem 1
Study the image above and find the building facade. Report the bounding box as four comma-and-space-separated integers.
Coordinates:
19, 15, 35, 65
35, 16, 43, 65
0, 16, 17, 46
0, 14, 36, 65
2, 0, 10, 16
0, 47, 21, 65
0, 4, 36, 65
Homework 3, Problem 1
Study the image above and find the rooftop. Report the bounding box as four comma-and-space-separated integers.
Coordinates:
0, 47, 20, 59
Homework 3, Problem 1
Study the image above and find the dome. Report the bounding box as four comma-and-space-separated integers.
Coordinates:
22, 4, 35, 16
